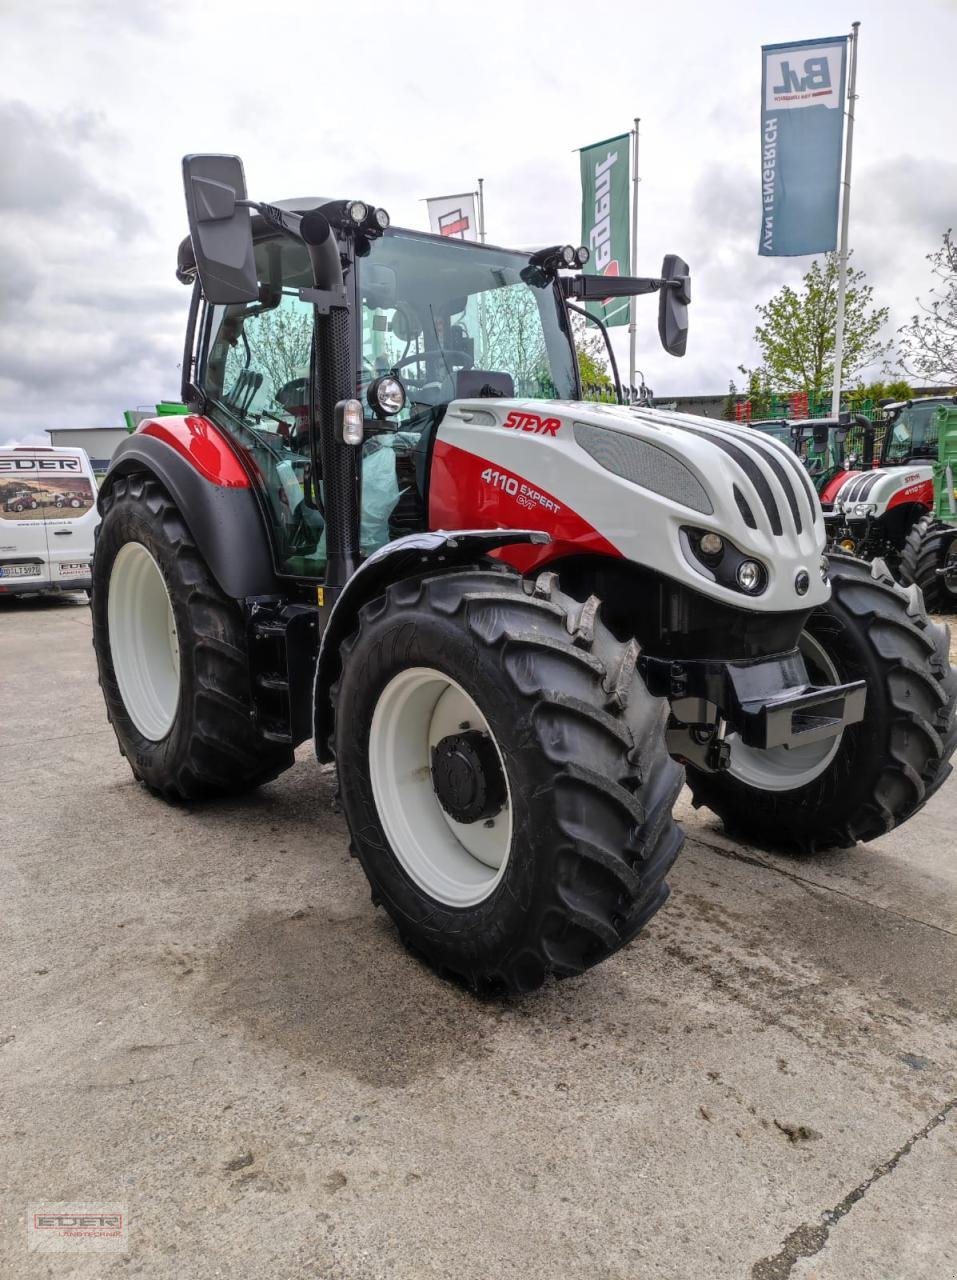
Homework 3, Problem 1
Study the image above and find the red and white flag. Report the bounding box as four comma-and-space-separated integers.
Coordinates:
425, 192, 479, 241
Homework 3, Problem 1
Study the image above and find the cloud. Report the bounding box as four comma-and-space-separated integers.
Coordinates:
0, 0, 954, 440
0, 100, 139, 233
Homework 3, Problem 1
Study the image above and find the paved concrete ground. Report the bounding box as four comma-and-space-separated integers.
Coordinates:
1, 594, 955, 1280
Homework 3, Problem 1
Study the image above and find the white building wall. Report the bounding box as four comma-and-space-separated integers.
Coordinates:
46, 428, 131, 472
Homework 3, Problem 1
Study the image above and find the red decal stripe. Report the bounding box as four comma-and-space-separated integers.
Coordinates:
886, 480, 934, 511
820, 469, 858, 505
428, 439, 621, 573
139, 416, 250, 488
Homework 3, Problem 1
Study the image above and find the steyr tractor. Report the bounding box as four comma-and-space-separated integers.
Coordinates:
898, 403, 957, 611
90, 155, 957, 994
826, 395, 957, 568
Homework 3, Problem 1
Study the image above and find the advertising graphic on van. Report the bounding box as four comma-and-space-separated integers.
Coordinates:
0, 473, 95, 520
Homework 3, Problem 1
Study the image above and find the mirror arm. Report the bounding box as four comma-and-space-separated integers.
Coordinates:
561, 274, 665, 301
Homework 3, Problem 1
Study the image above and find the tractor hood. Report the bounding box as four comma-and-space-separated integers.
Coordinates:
433, 398, 829, 613
832, 464, 935, 518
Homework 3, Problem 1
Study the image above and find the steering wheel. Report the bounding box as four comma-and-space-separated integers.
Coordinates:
390, 348, 472, 386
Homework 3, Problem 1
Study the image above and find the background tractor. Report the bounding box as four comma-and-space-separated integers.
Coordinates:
825, 395, 957, 568
90, 155, 957, 993
898, 403, 957, 611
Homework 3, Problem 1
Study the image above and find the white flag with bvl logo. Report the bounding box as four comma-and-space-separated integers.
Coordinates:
425, 192, 478, 241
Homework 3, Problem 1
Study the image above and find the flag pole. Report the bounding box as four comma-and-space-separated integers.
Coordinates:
830, 22, 860, 417
477, 178, 486, 243
628, 118, 640, 403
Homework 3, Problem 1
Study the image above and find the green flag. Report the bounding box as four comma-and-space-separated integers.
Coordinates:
579, 133, 631, 328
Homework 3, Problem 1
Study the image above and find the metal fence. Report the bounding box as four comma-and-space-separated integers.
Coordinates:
731, 392, 881, 422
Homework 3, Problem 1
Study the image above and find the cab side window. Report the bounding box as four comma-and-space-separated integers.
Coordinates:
201, 237, 327, 579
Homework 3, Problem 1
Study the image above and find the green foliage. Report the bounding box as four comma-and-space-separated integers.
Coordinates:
722, 379, 739, 421
897, 228, 957, 384
753, 253, 891, 395
571, 313, 615, 401
736, 368, 772, 417
846, 377, 914, 413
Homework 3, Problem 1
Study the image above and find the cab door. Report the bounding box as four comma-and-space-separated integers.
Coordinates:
0, 453, 53, 593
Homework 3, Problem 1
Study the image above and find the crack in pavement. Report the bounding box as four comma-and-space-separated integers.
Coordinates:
691, 835, 957, 939
751, 1096, 957, 1279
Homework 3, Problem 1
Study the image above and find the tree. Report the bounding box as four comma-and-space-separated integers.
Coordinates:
846, 377, 913, 414
570, 313, 614, 400
753, 253, 891, 395
896, 228, 957, 385
479, 285, 552, 395
240, 303, 313, 403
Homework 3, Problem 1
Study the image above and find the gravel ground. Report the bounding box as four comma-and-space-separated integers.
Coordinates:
1, 594, 955, 1279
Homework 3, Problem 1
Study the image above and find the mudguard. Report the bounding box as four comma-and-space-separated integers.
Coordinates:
100, 417, 281, 599
312, 528, 548, 762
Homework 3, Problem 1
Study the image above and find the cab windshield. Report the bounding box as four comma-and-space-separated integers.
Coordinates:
883, 400, 946, 464
356, 230, 578, 423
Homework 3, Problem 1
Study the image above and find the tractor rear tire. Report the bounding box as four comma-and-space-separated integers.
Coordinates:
332, 567, 684, 994
898, 513, 957, 613
685, 555, 957, 852
91, 472, 294, 801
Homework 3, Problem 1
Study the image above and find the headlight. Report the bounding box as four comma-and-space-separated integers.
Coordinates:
682, 527, 768, 596
373, 207, 390, 229
853, 502, 875, 517
737, 560, 766, 594
347, 200, 369, 225
367, 374, 407, 418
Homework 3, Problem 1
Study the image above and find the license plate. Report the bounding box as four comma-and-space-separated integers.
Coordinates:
58, 561, 90, 577
0, 563, 42, 578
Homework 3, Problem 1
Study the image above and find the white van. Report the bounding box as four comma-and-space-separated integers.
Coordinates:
0, 446, 99, 596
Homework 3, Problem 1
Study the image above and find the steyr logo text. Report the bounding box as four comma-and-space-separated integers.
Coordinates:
502, 411, 560, 437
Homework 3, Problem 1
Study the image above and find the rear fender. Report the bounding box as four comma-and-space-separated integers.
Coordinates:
312, 528, 548, 762
100, 418, 280, 598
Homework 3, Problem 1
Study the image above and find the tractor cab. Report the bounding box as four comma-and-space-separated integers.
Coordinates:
179, 183, 687, 589
879, 395, 957, 466
747, 419, 793, 447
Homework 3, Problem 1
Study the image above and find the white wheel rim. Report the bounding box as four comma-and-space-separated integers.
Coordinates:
368, 667, 513, 908
108, 541, 181, 741
727, 631, 843, 792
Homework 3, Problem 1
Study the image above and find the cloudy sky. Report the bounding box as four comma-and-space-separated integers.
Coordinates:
1, 0, 955, 444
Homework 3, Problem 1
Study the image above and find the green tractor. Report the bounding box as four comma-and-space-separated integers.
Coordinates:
898, 403, 957, 612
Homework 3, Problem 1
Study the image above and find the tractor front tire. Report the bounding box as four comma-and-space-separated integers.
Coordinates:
898, 513, 957, 613
91, 472, 294, 801
332, 567, 684, 994
686, 555, 957, 852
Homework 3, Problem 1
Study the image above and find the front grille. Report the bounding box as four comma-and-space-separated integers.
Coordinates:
574, 421, 713, 514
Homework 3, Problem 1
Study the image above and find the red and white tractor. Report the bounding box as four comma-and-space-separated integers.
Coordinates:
89, 156, 957, 993
825, 396, 956, 567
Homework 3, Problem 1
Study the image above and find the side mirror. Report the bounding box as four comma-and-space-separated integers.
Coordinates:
182, 154, 259, 304
658, 254, 690, 357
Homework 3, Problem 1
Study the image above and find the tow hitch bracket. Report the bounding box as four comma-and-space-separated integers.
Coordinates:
640, 650, 866, 751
